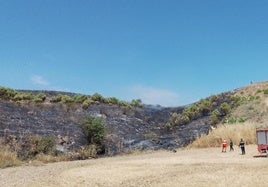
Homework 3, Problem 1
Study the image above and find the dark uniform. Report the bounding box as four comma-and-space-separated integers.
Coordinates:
230, 139, 234, 151
239, 139, 245, 155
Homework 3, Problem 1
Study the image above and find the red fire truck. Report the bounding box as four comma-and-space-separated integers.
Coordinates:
256, 128, 268, 153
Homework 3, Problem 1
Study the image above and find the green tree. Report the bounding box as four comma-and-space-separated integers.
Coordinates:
80, 116, 106, 147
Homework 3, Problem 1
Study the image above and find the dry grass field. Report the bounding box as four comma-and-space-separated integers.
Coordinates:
0, 144, 267, 187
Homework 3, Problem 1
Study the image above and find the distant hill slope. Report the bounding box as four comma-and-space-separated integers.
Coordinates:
230, 81, 268, 125
1, 82, 268, 156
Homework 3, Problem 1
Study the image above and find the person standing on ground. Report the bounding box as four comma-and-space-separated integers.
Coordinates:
222, 138, 227, 152
239, 138, 245, 155
229, 139, 234, 151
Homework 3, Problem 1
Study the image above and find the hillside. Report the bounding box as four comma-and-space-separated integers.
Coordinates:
230, 81, 268, 125
1, 82, 268, 162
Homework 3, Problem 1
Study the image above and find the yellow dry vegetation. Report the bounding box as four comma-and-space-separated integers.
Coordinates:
189, 122, 257, 148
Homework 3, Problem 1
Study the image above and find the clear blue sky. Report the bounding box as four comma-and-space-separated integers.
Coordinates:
1, 0, 268, 106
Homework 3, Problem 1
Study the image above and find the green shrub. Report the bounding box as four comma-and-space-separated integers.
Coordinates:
220, 102, 231, 115
13, 92, 34, 101
91, 93, 105, 103
263, 89, 268, 94
33, 93, 46, 103
248, 95, 255, 101
119, 100, 129, 107
0, 87, 17, 100
82, 98, 95, 109
107, 97, 119, 105
49, 94, 73, 103
227, 117, 237, 124
209, 94, 219, 103
179, 114, 190, 124
130, 99, 143, 107
80, 115, 106, 148
238, 117, 246, 123
73, 94, 88, 103
225, 116, 246, 124
61, 95, 74, 103
210, 109, 220, 124
50, 94, 63, 103
15, 135, 56, 160
182, 104, 199, 120
171, 112, 179, 124
30, 136, 55, 154
198, 99, 212, 115
230, 95, 242, 106
164, 122, 173, 130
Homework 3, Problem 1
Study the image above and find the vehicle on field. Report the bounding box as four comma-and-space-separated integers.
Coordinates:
256, 128, 268, 153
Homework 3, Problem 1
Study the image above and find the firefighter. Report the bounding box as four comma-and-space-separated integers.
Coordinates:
222, 138, 227, 152
239, 138, 245, 155
229, 139, 234, 151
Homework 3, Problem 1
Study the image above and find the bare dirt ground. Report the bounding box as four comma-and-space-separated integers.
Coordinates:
0, 145, 267, 187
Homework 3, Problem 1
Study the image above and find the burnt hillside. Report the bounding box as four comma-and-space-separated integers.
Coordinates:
0, 87, 237, 155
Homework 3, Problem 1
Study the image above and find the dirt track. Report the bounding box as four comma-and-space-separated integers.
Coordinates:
0, 145, 267, 187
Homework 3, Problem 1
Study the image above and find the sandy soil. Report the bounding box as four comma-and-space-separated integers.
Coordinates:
0, 145, 267, 187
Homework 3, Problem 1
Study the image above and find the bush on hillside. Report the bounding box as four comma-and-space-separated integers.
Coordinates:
130, 99, 143, 107
91, 93, 105, 103
220, 102, 232, 115
107, 97, 119, 105
14, 92, 34, 101
210, 109, 220, 124
263, 89, 268, 94
33, 93, 46, 103
61, 95, 75, 103
82, 98, 95, 109
18, 136, 56, 160
73, 94, 88, 103
198, 99, 212, 115
0, 87, 17, 100
80, 115, 106, 153
2, 134, 56, 161
50, 94, 63, 103
182, 104, 200, 120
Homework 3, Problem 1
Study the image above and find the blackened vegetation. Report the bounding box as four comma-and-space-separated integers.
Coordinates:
0, 87, 240, 158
